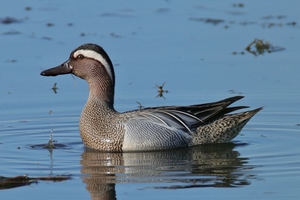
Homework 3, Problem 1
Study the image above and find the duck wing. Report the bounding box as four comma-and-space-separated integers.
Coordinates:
132, 96, 248, 133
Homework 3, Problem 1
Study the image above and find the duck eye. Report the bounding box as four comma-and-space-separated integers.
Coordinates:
77, 54, 84, 59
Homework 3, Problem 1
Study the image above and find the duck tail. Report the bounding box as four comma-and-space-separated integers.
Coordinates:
192, 107, 262, 145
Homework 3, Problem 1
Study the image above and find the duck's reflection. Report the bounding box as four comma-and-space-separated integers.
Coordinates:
81, 143, 255, 200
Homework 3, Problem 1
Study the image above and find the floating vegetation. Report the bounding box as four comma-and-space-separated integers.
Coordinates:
155, 82, 168, 99
232, 39, 285, 56
0, 174, 71, 190
245, 39, 285, 56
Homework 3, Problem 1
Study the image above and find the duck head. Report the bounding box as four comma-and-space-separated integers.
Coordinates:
41, 43, 116, 104
41, 43, 115, 82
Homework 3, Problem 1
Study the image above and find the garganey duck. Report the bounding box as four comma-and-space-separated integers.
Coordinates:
40, 43, 262, 152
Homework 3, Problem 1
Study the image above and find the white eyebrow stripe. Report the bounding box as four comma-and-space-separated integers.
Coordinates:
73, 49, 113, 81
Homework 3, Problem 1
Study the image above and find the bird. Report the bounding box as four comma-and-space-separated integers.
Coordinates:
40, 43, 262, 152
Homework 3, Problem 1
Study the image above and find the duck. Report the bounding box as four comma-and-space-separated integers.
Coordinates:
40, 43, 262, 152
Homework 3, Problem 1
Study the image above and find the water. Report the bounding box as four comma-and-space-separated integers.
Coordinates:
1, 0, 300, 199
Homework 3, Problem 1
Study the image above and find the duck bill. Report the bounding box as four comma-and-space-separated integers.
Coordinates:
40, 61, 72, 76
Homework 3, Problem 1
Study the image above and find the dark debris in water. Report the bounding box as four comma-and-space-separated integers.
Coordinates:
25, 6, 32, 11
41, 36, 52, 40
2, 30, 21, 35
156, 8, 170, 13
189, 15, 298, 29
262, 15, 287, 20
0, 174, 71, 190
46, 22, 54, 27
0, 17, 22, 24
189, 17, 225, 25
228, 89, 243, 94
5, 59, 17, 63
232, 3, 244, 8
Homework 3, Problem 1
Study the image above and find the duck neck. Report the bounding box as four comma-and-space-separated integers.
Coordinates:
87, 78, 115, 110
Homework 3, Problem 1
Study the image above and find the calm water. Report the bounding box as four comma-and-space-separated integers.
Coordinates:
1, 0, 300, 199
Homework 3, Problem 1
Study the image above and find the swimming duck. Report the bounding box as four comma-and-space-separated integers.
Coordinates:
40, 43, 262, 152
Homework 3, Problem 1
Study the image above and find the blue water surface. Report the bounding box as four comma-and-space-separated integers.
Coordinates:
1, 0, 300, 199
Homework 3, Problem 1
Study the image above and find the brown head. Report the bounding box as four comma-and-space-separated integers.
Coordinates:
40, 43, 116, 106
